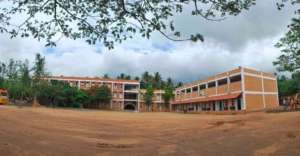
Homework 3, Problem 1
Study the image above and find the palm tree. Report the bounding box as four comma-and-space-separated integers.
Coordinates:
166, 77, 174, 88
103, 74, 110, 79
141, 71, 153, 89
153, 72, 162, 89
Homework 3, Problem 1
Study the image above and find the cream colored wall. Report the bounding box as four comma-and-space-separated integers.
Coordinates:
263, 79, 278, 92
245, 94, 264, 110
264, 94, 279, 108
244, 75, 263, 92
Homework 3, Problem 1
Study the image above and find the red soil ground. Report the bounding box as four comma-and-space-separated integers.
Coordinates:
0, 106, 299, 156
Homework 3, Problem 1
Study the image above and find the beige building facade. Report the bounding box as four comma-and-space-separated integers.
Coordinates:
46, 76, 141, 111
171, 67, 279, 112
46, 66, 279, 112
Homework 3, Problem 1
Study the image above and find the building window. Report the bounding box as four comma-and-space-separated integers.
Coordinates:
208, 81, 216, 88
192, 86, 198, 92
230, 75, 241, 83
186, 88, 191, 93
217, 78, 228, 86
199, 84, 206, 90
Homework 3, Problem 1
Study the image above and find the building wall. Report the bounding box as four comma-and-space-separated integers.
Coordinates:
242, 67, 279, 111
244, 94, 264, 110
139, 90, 166, 112
244, 75, 263, 92
174, 67, 242, 102
45, 76, 140, 111
173, 67, 279, 112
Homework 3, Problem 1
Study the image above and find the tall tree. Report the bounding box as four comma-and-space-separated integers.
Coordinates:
162, 86, 174, 110
134, 76, 140, 81
32, 53, 47, 105
6, 59, 19, 79
103, 74, 110, 79
166, 77, 174, 88
0, 0, 255, 49
19, 59, 31, 86
0, 62, 7, 79
144, 84, 154, 111
33, 53, 47, 81
141, 71, 153, 89
273, 1, 300, 73
153, 72, 162, 89
273, 16, 300, 72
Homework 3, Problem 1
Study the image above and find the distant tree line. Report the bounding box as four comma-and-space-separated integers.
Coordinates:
0, 54, 112, 109
0, 54, 179, 110
277, 72, 300, 97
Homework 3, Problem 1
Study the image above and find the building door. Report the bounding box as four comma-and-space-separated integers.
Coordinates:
212, 102, 216, 111
219, 101, 224, 111
237, 99, 242, 110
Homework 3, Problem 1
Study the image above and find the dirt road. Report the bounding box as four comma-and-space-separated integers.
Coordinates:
0, 106, 299, 156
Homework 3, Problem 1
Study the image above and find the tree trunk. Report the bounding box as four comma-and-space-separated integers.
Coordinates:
32, 95, 40, 107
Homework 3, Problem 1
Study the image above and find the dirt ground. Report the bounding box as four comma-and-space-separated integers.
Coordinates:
0, 106, 299, 156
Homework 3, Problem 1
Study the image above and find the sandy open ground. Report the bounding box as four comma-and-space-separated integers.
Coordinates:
0, 106, 299, 156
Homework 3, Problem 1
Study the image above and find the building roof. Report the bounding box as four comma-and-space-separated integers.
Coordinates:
0, 89, 7, 93
176, 66, 276, 91
171, 93, 241, 105
46, 76, 139, 84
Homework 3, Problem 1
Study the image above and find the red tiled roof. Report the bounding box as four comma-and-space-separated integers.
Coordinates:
171, 93, 241, 105
46, 76, 139, 83
0, 89, 7, 93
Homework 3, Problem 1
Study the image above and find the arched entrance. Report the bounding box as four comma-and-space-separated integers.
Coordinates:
124, 103, 136, 111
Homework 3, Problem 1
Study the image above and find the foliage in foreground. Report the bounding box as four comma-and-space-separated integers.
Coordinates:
277, 72, 300, 97
0, 0, 255, 49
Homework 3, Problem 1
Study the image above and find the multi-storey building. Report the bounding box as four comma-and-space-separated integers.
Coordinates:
139, 89, 167, 112
171, 67, 279, 112
46, 76, 140, 111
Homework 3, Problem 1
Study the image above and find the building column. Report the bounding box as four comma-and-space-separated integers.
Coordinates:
110, 82, 113, 110
241, 67, 247, 110
77, 81, 81, 89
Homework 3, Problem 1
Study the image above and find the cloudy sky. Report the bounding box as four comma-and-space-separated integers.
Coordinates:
0, 1, 297, 82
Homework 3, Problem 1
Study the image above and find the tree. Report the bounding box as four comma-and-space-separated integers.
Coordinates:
141, 71, 153, 89
273, 1, 300, 73
134, 76, 140, 81
117, 73, 131, 80
32, 53, 47, 105
37, 80, 88, 108
277, 75, 300, 97
0, 62, 7, 87
117, 73, 126, 79
162, 86, 174, 110
176, 82, 183, 87
0, 0, 255, 49
33, 53, 47, 81
103, 74, 110, 79
19, 59, 31, 86
274, 16, 300, 72
87, 85, 112, 108
166, 77, 174, 88
153, 72, 162, 89
6, 59, 19, 79
144, 84, 154, 111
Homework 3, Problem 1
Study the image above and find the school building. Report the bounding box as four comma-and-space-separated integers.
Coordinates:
45, 76, 165, 111
171, 67, 279, 112
45, 76, 141, 111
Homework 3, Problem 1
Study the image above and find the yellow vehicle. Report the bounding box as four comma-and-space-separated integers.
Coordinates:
0, 89, 9, 105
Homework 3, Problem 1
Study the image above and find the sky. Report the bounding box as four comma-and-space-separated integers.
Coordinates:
0, 1, 297, 82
